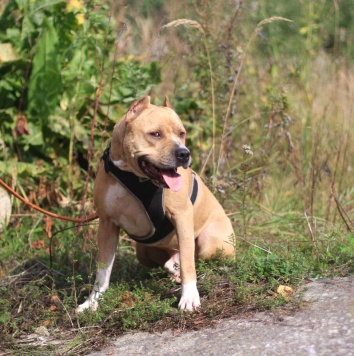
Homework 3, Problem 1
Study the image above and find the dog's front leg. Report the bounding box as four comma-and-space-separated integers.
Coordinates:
172, 204, 200, 311
76, 218, 119, 313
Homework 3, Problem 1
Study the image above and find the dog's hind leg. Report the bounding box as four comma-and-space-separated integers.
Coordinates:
135, 244, 181, 282
76, 219, 119, 313
135, 243, 169, 267
196, 218, 235, 260
163, 252, 182, 283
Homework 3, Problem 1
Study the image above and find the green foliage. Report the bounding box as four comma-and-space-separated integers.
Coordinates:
79, 283, 176, 331
28, 17, 62, 129
1, 214, 353, 353
0, 291, 11, 326
0, 0, 161, 198
254, 0, 354, 58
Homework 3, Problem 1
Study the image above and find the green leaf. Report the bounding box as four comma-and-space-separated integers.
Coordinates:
28, 17, 62, 128
0, 161, 47, 176
21, 122, 44, 147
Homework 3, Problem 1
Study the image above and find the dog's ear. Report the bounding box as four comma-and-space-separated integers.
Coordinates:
163, 95, 172, 108
126, 96, 151, 123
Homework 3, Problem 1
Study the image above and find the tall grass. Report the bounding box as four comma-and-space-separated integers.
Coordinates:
145, 0, 354, 245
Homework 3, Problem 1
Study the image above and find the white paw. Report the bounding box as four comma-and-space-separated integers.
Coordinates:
178, 282, 201, 311
75, 292, 101, 313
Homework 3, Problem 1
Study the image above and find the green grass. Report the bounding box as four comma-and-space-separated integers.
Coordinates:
0, 213, 353, 353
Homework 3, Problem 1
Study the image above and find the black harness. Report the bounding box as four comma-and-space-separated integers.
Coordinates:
102, 143, 199, 244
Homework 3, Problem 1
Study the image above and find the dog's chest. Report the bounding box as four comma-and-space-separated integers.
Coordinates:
104, 182, 153, 237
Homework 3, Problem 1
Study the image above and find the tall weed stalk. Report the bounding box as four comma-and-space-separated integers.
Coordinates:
217, 16, 292, 177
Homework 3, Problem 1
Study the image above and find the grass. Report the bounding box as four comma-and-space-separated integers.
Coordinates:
0, 212, 353, 354
1, 0, 354, 354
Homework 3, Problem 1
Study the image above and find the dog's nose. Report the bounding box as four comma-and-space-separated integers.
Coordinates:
175, 147, 191, 165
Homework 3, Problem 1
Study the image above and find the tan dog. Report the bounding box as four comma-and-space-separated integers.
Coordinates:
76, 96, 234, 313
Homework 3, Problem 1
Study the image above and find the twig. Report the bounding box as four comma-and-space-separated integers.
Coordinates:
326, 110, 347, 221
200, 144, 214, 177
102, 24, 128, 152
304, 212, 316, 246
236, 235, 272, 254
55, 296, 75, 329
331, 189, 353, 232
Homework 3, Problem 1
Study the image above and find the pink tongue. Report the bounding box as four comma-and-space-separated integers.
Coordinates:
162, 171, 183, 192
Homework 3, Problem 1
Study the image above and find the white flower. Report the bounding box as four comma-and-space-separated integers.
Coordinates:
242, 144, 253, 156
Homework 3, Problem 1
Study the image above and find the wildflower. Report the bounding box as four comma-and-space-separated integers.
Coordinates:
241, 144, 253, 173
66, 0, 85, 25
242, 144, 253, 156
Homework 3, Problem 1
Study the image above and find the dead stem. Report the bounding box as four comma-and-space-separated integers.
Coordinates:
331, 189, 354, 232
216, 16, 292, 177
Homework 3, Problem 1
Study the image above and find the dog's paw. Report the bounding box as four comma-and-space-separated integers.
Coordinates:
75, 299, 99, 314
178, 282, 201, 311
75, 292, 101, 313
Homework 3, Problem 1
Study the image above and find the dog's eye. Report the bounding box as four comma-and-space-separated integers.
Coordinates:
149, 131, 161, 138
179, 131, 186, 138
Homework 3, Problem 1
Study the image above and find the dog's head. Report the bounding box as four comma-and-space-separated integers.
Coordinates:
111, 96, 191, 192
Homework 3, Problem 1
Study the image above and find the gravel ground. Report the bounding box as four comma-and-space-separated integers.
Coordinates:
89, 277, 354, 356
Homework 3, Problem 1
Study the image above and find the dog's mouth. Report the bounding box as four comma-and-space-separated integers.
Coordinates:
138, 159, 183, 192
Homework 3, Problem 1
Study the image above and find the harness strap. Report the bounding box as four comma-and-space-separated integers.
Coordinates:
102, 142, 198, 244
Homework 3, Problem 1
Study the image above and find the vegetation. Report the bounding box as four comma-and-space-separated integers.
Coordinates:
0, 0, 353, 354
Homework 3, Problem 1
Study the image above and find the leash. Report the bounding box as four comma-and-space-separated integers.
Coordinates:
0, 177, 98, 223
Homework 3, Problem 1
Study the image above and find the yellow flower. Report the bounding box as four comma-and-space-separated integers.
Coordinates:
66, 0, 84, 25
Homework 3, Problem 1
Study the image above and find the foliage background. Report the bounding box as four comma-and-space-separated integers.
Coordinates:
0, 0, 353, 353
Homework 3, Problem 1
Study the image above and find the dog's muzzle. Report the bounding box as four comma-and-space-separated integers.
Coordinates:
137, 147, 191, 192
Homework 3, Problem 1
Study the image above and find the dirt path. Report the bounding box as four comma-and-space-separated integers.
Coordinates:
90, 277, 354, 356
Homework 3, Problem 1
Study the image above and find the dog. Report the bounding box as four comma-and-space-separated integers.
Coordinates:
76, 96, 235, 313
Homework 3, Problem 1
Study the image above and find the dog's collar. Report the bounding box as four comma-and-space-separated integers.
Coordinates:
101, 142, 198, 244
